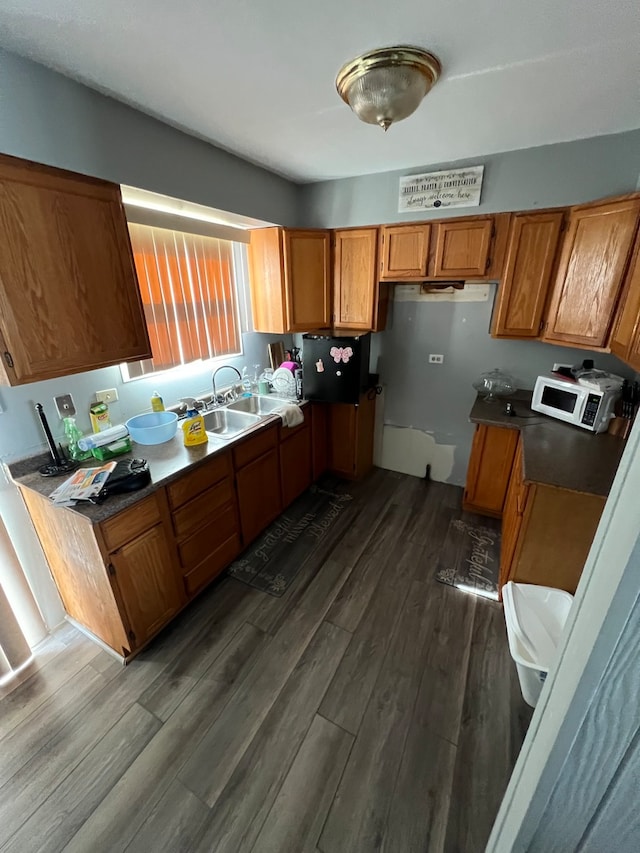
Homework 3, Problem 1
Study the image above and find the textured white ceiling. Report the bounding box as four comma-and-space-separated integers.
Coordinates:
0, 0, 639, 182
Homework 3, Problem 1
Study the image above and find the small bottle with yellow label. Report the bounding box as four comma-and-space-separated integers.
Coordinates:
151, 391, 165, 412
182, 409, 208, 447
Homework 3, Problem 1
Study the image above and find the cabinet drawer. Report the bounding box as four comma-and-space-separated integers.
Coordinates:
183, 533, 241, 598
100, 494, 161, 552
167, 451, 232, 510
178, 504, 239, 570
172, 478, 235, 541
233, 423, 278, 469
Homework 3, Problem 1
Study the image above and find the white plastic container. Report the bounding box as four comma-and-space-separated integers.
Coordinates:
503, 582, 574, 707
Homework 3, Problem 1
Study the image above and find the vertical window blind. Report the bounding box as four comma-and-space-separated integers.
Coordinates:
127, 223, 241, 378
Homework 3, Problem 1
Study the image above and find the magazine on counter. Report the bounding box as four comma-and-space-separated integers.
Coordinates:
48, 462, 117, 506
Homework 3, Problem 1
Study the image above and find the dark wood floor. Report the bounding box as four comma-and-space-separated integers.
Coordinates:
0, 468, 532, 853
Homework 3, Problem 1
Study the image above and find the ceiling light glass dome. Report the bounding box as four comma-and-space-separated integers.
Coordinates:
336, 46, 441, 131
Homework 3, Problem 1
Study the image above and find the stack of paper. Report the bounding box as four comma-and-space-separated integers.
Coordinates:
49, 462, 117, 506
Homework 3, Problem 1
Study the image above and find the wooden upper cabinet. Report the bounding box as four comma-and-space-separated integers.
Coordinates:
248, 227, 330, 334
492, 211, 565, 338
284, 230, 331, 331
543, 197, 640, 349
0, 154, 151, 386
379, 224, 430, 279
334, 228, 386, 331
609, 231, 640, 370
431, 218, 494, 277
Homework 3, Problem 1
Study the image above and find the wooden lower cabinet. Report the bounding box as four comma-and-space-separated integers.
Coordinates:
168, 449, 241, 599
463, 424, 519, 517
328, 392, 376, 479
109, 522, 184, 647
500, 440, 605, 595
280, 411, 312, 506
20, 406, 335, 658
311, 402, 329, 480
234, 424, 283, 546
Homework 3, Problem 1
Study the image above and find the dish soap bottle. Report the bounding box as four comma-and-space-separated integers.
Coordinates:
151, 391, 165, 412
182, 409, 208, 447
63, 417, 92, 461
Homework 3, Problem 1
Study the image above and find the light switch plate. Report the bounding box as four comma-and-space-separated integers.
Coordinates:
54, 394, 76, 418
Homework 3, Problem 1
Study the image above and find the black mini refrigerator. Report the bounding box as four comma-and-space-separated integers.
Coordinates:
302, 333, 371, 404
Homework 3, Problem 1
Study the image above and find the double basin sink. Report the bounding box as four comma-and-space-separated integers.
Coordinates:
202, 395, 287, 440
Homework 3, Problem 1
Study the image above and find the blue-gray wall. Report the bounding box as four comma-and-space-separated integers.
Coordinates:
0, 48, 297, 464
298, 131, 640, 228
0, 47, 298, 225
379, 295, 635, 485
299, 132, 640, 484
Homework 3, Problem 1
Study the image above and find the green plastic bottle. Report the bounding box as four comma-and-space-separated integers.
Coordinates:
64, 417, 92, 462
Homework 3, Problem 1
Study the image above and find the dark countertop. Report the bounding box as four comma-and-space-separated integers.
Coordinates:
470, 392, 625, 497
8, 407, 295, 524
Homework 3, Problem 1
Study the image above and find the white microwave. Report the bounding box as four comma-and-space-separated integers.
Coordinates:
531, 374, 619, 433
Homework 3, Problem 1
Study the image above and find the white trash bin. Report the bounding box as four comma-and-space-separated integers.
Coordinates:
503, 582, 574, 707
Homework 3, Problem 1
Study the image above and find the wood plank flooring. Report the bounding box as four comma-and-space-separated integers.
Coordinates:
0, 469, 532, 853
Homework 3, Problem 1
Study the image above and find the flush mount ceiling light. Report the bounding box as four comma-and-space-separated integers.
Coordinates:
336, 45, 441, 131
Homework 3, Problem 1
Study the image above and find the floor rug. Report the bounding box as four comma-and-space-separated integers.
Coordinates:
435, 516, 501, 600
228, 479, 354, 596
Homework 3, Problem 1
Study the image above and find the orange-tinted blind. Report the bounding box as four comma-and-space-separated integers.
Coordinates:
127, 223, 241, 376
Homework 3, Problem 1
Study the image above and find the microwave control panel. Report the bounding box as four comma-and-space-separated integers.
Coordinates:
581, 393, 601, 427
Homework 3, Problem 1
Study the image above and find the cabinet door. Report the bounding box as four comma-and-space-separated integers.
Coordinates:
543, 198, 640, 348
463, 424, 519, 518
333, 229, 380, 330
280, 424, 312, 506
248, 227, 287, 334
327, 403, 357, 478
236, 449, 282, 545
110, 523, 184, 649
327, 393, 376, 480
432, 219, 494, 277
380, 224, 430, 279
0, 154, 151, 385
492, 211, 564, 338
499, 444, 526, 592
311, 403, 329, 480
284, 230, 331, 331
609, 232, 640, 369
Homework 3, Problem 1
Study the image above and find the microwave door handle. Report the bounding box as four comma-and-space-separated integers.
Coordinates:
576, 393, 588, 424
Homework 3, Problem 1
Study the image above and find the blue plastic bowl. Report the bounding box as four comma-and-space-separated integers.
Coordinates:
125, 411, 178, 445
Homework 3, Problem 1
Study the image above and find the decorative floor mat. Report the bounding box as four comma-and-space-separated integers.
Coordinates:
435, 517, 500, 600
228, 480, 354, 596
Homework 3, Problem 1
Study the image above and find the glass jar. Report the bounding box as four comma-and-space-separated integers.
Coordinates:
472, 369, 517, 402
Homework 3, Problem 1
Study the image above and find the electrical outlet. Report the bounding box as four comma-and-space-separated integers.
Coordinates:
429, 354, 444, 364
96, 388, 119, 404
54, 394, 76, 418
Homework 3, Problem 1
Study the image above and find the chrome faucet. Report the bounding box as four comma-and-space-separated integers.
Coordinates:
212, 365, 242, 406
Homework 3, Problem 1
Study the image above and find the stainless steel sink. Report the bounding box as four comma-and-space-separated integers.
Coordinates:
226, 395, 285, 416
202, 407, 262, 439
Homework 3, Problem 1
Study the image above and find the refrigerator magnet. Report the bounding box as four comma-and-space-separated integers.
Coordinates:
315, 359, 325, 372
330, 346, 353, 364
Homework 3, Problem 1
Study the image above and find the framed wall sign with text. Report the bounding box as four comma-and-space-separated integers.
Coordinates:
399, 165, 484, 212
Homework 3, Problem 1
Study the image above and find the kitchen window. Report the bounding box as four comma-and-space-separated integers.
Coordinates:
123, 221, 243, 379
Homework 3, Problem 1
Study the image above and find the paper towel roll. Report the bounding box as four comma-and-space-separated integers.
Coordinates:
77, 424, 128, 451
